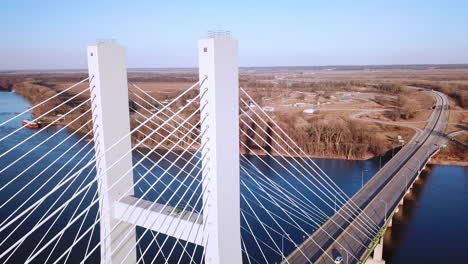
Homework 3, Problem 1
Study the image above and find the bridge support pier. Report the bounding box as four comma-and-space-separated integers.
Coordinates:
366, 238, 386, 264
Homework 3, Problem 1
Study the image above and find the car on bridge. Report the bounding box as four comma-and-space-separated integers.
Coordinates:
332, 248, 344, 264
334, 256, 343, 264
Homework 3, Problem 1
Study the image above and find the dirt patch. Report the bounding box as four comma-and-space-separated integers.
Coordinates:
432, 133, 468, 164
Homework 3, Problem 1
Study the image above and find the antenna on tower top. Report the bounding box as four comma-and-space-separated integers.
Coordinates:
207, 30, 231, 38
96, 39, 117, 44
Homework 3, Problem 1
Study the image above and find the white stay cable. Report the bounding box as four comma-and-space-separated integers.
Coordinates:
0, 117, 93, 209
22, 149, 97, 263
130, 110, 200, 173
59, 168, 176, 264
240, 208, 302, 263
115, 136, 208, 263
47, 174, 99, 264
239, 120, 378, 238
239, 104, 380, 233
173, 189, 210, 264
241, 237, 255, 264
79, 138, 206, 264
133, 133, 200, 190
242, 157, 360, 250
133, 169, 195, 264
243, 172, 357, 263
241, 210, 270, 263
137, 159, 210, 264
176, 179, 213, 264
3, 163, 96, 263
0, 129, 95, 249
239, 139, 373, 245
240, 157, 326, 222
76, 113, 206, 264
129, 82, 202, 134
0, 86, 91, 145
0, 98, 92, 178
240, 168, 322, 228
133, 148, 196, 211
241, 139, 372, 249
0, 122, 94, 238
241, 167, 361, 263
196, 233, 210, 264
241, 88, 379, 229
240, 189, 311, 263
25, 109, 205, 264
128, 97, 200, 155
0, 93, 205, 260
83, 211, 100, 262
33, 131, 204, 264
129, 89, 200, 139
0, 77, 89, 128
0, 89, 205, 236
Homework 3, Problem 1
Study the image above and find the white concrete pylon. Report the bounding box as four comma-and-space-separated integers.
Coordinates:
87, 41, 137, 264
198, 34, 242, 264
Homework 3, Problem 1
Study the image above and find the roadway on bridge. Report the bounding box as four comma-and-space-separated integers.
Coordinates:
283, 90, 450, 264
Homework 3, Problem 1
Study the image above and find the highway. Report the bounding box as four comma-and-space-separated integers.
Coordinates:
283, 90, 450, 264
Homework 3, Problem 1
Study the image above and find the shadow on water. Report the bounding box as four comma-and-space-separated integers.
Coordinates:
382, 167, 433, 263
382, 165, 468, 264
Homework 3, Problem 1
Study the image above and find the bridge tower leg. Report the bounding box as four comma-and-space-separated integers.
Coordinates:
88, 41, 137, 264
198, 34, 242, 264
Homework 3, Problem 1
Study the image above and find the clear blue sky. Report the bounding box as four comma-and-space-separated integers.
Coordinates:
1, 0, 467, 70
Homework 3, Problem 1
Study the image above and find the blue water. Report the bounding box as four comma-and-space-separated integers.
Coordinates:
383, 165, 468, 264
0, 91, 465, 263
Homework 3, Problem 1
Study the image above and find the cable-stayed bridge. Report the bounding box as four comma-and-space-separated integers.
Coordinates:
0, 34, 450, 264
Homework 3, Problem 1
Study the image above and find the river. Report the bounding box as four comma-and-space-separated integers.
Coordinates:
383, 165, 468, 264
0, 91, 465, 263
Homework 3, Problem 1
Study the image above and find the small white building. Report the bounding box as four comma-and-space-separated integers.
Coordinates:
263, 106, 275, 112
294, 102, 306, 107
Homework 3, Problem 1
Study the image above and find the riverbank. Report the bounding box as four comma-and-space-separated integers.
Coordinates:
1, 71, 466, 165
429, 159, 468, 166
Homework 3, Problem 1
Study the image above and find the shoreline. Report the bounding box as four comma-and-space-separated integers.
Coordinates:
138, 144, 467, 166
428, 159, 468, 166
5, 85, 466, 167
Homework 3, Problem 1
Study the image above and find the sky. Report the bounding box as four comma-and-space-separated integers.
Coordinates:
1, 0, 467, 70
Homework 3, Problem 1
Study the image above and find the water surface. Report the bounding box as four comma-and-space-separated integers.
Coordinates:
383, 165, 468, 264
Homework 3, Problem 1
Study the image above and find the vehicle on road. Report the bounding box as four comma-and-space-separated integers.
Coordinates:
334, 256, 343, 264
332, 248, 344, 264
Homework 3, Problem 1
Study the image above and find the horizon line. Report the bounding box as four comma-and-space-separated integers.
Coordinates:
2, 63, 468, 73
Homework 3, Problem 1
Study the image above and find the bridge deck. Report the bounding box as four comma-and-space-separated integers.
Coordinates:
283, 90, 449, 264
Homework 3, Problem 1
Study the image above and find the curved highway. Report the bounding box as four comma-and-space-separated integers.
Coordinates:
283, 90, 450, 264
